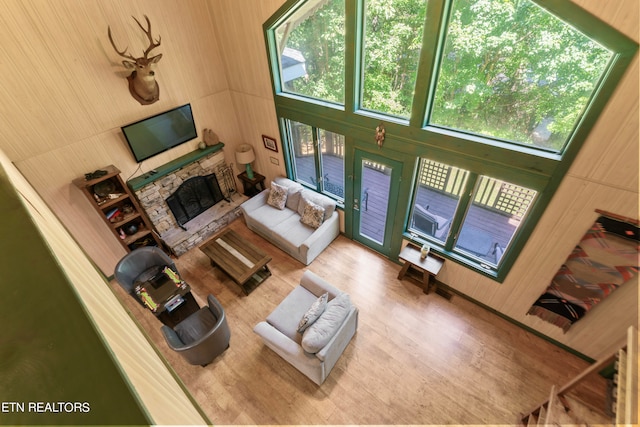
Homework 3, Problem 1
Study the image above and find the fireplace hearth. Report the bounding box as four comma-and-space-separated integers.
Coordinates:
129, 148, 248, 256
166, 174, 226, 229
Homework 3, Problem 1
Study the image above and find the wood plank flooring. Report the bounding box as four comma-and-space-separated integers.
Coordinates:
110, 218, 609, 425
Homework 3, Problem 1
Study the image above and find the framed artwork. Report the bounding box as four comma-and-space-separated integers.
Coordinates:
262, 135, 278, 152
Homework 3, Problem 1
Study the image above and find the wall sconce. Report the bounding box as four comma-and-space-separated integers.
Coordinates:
375, 123, 385, 148
235, 144, 256, 179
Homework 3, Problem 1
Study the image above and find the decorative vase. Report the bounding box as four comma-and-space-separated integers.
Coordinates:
420, 244, 430, 260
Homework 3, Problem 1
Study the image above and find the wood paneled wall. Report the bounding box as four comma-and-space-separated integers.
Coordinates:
0, 0, 636, 360
207, 0, 288, 184
1, 0, 251, 275
0, 146, 208, 425
432, 0, 639, 359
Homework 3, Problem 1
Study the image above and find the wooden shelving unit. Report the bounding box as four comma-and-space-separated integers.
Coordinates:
520, 325, 638, 426
73, 165, 162, 252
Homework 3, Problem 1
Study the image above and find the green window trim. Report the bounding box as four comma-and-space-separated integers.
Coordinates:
264, 0, 638, 282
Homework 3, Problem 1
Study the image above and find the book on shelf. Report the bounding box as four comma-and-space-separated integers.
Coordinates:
105, 208, 120, 219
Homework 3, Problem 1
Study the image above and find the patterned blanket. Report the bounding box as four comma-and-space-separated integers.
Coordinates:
528, 216, 639, 332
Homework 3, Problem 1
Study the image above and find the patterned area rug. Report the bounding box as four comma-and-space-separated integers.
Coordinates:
528, 216, 639, 332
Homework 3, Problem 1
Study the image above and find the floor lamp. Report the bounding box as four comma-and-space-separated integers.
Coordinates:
235, 144, 255, 180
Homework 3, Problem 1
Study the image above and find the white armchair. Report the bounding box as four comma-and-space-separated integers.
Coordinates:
253, 271, 358, 385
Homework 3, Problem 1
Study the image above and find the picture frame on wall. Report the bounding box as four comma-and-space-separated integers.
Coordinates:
262, 135, 278, 152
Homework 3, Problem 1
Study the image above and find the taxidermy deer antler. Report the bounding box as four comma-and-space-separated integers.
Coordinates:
108, 15, 163, 105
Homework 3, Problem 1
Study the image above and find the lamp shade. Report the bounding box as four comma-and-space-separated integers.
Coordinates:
235, 144, 255, 164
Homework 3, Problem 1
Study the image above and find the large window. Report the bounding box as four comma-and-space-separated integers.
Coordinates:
274, 0, 345, 104
429, 0, 613, 152
409, 159, 468, 245
408, 158, 536, 270
286, 120, 345, 201
361, 0, 428, 118
265, 0, 636, 280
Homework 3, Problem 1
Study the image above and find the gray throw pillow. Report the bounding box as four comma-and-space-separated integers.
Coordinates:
301, 293, 351, 353
297, 292, 328, 333
286, 190, 302, 211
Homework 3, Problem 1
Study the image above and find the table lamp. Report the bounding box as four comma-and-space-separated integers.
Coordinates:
235, 144, 256, 179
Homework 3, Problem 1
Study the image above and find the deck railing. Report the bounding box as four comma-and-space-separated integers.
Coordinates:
362, 160, 390, 175
418, 160, 534, 219
474, 177, 536, 219
292, 148, 534, 219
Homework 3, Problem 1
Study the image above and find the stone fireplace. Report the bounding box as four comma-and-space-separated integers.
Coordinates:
129, 146, 247, 256
166, 174, 226, 228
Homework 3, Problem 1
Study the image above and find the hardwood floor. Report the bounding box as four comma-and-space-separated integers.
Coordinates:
111, 218, 608, 425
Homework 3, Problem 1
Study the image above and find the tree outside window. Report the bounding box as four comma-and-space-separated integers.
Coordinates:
430, 0, 612, 152
361, 0, 428, 118
274, 0, 345, 104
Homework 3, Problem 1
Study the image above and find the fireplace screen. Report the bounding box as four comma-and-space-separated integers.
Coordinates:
166, 174, 225, 228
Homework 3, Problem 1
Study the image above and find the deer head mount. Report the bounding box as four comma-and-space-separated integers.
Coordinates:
108, 15, 162, 105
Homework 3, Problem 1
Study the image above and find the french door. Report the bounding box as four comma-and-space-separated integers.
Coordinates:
352, 149, 402, 257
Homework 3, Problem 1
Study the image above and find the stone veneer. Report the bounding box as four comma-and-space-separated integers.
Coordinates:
132, 149, 247, 256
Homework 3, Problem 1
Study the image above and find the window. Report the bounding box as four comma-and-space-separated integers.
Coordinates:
430, 0, 613, 152
274, 0, 345, 104
265, 0, 636, 280
318, 129, 346, 199
409, 158, 537, 269
288, 121, 316, 187
360, 0, 428, 118
455, 176, 536, 266
286, 120, 345, 201
409, 158, 468, 245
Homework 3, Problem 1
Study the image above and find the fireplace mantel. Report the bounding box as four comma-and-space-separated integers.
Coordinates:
128, 143, 224, 192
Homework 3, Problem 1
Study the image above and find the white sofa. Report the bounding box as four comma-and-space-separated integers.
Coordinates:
240, 177, 340, 265
254, 270, 358, 385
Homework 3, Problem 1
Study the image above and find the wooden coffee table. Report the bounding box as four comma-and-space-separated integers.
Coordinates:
199, 229, 272, 295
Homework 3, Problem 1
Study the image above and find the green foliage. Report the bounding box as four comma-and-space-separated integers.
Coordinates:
277, 0, 612, 151
431, 0, 612, 150
361, 0, 427, 117
280, 0, 346, 103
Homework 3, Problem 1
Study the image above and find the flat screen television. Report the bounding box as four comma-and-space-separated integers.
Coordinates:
121, 104, 197, 162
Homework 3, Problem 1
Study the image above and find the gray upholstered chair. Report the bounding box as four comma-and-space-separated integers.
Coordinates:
161, 294, 231, 366
412, 205, 451, 240
114, 246, 177, 295
254, 271, 358, 385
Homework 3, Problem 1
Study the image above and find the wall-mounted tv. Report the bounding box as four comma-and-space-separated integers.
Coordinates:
121, 104, 197, 163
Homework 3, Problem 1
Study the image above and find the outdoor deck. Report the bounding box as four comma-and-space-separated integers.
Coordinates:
294, 154, 517, 265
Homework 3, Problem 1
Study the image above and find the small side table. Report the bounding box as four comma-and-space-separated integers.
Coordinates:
237, 171, 266, 197
398, 244, 445, 294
